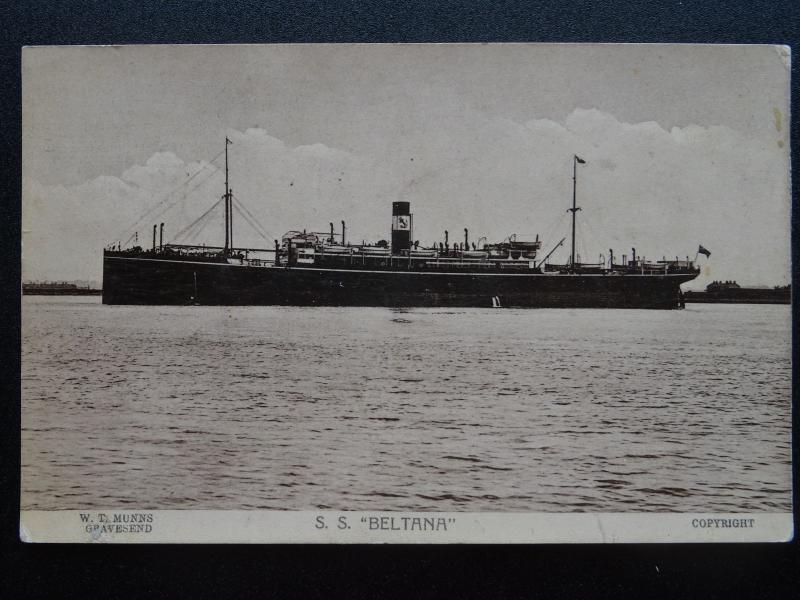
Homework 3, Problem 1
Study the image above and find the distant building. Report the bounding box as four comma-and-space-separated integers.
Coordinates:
706, 280, 741, 292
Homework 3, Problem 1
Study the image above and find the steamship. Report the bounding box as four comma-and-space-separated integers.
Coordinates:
102, 144, 700, 309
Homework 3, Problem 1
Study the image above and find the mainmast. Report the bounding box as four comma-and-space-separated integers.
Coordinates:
569, 155, 586, 270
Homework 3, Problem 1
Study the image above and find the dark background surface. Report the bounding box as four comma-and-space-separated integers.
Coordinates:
1, 1, 798, 597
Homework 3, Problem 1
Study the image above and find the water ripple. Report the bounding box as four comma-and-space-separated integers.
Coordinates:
21, 297, 792, 512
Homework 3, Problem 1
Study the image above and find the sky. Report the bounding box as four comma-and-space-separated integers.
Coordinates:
22, 44, 791, 289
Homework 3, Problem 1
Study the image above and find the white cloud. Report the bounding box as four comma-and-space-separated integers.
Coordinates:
121, 152, 192, 189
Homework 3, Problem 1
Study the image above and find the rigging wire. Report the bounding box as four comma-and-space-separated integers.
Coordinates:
170, 195, 225, 244
576, 219, 588, 264
233, 208, 272, 245
114, 147, 227, 244
121, 231, 138, 248
167, 192, 275, 248
174, 209, 218, 245
579, 209, 614, 251
172, 210, 215, 246
231, 194, 275, 241
576, 215, 602, 264
539, 210, 569, 244
175, 201, 225, 246
231, 195, 274, 244
130, 165, 222, 242
182, 210, 220, 245
539, 211, 569, 261
575, 217, 593, 263
178, 163, 224, 201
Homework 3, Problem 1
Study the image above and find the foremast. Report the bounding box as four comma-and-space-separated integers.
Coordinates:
224, 137, 233, 256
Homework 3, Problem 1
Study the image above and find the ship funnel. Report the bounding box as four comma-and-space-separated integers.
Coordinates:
391, 202, 411, 255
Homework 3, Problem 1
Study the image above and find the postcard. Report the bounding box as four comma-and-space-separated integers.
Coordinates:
21, 43, 792, 543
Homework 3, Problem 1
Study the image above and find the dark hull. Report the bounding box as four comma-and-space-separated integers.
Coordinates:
103, 255, 697, 309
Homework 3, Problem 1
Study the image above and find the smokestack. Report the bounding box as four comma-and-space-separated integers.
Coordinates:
631, 248, 636, 264
609, 249, 614, 267
341, 220, 346, 246
330, 222, 334, 243
391, 202, 411, 255
160, 223, 164, 250
464, 228, 468, 249
152, 224, 157, 252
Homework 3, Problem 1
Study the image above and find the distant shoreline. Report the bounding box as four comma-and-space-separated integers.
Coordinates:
20, 291, 790, 304
684, 290, 790, 305
22, 288, 102, 296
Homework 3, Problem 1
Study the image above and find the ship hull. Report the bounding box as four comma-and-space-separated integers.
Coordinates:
103, 255, 696, 309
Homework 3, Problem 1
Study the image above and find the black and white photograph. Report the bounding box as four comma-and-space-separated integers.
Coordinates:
20, 43, 792, 543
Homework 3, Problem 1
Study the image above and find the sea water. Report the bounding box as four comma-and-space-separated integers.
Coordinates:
21, 296, 792, 512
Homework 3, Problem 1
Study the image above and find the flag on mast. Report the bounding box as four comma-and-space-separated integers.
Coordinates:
698, 244, 711, 257
575, 155, 586, 164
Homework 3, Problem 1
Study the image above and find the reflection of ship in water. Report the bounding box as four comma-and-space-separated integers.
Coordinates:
22, 282, 101, 296
685, 281, 791, 305
102, 144, 700, 308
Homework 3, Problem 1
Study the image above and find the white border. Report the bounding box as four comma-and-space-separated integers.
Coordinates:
19, 510, 794, 544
